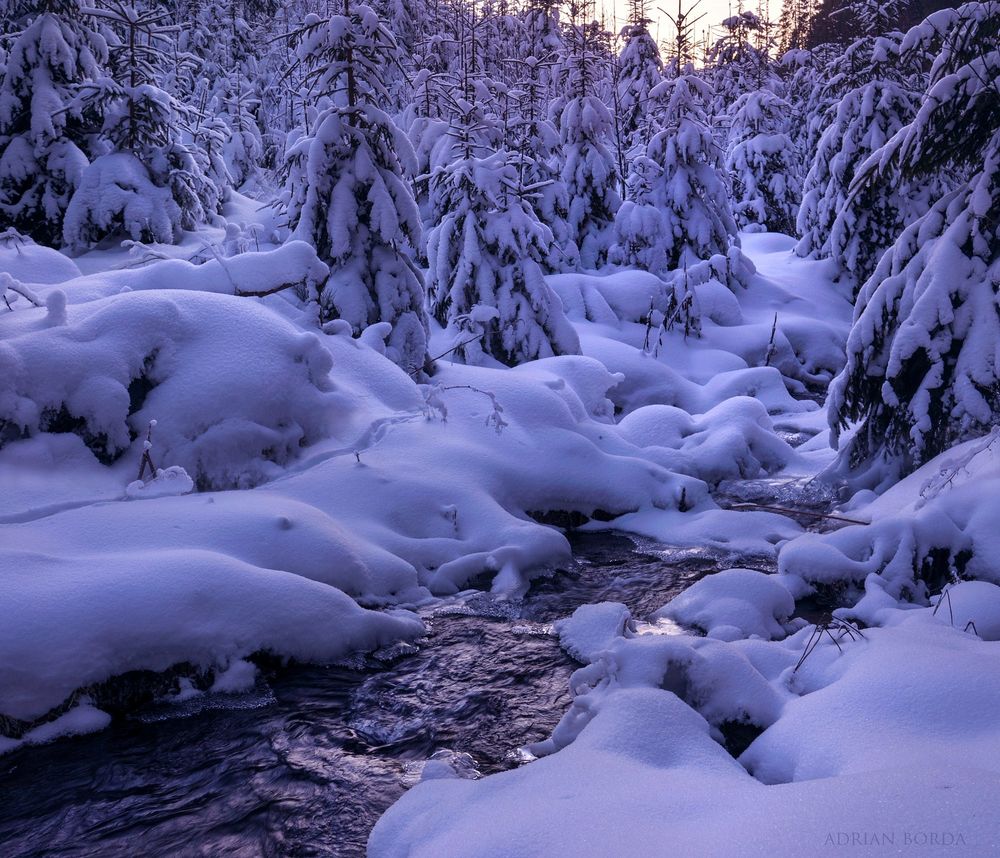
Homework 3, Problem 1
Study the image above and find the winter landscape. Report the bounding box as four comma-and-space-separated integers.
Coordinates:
1, 0, 999, 854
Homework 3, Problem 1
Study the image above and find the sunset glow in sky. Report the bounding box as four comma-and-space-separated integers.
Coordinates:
601, 0, 783, 60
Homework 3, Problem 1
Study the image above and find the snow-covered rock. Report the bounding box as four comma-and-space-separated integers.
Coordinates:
655, 568, 795, 641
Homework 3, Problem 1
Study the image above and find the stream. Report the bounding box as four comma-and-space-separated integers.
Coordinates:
0, 532, 732, 858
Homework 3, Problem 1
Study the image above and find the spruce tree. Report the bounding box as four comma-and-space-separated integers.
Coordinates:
0, 0, 106, 245
559, 0, 620, 269
63, 3, 220, 249
427, 148, 580, 366
615, 4, 663, 149
725, 88, 800, 234
829, 2, 1000, 483
613, 74, 743, 281
286, 5, 429, 373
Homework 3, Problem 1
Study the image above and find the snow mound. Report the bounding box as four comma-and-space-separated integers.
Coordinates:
0, 548, 424, 723
0, 289, 340, 488
742, 615, 1000, 785
555, 602, 633, 662
780, 436, 1000, 598
125, 466, 194, 498
0, 238, 81, 284
655, 569, 795, 640
617, 397, 797, 485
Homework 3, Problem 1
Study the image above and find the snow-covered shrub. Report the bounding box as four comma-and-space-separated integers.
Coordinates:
725, 90, 800, 234
0, 281, 339, 489
63, 151, 181, 247
427, 150, 580, 366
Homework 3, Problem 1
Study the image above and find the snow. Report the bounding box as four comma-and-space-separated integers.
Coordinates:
0, 230, 856, 738
372, 686, 999, 857
0, 238, 81, 284
374, 557, 1000, 858
0, 546, 423, 722
1, 0, 997, 852
655, 568, 796, 641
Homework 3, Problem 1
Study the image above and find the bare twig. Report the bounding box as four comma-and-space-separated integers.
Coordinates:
136, 420, 158, 482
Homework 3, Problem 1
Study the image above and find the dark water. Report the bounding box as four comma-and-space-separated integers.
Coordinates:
0, 533, 717, 858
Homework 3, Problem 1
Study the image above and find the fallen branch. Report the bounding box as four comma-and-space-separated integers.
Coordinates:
233, 280, 302, 298
409, 334, 484, 376
726, 502, 869, 526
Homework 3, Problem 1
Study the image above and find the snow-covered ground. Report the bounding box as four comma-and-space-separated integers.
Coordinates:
0, 226, 842, 742
370, 444, 1000, 857
6, 223, 1000, 855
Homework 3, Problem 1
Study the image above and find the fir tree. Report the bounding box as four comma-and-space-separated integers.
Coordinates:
795, 68, 921, 288
615, 7, 663, 148
613, 74, 743, 281
725, 88, 800, 234
512, 54, 573, 271
559, 0, 620, 269
0, 0, 106, 245
427, 148, 581, 366
63, 2, 220, 249
286, 6, 429, 373
829, 2, 1000, 484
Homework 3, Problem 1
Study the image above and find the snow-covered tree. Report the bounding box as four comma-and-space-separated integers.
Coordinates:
708, 11, 778, 116
613, 74, 743, 281
559, 0, 620, 269
560, 94, 619, 269
63, 3, 220, 250
829, 3, 1000, 484
725, 89, 800, 234
513, 55, 573, 270
0, 0, 106, 245
286, 7, 429, 373
427, 149, 580, 366
795, 70, 920, 283
220, 74, 264, 188
615, 15, 662, 148
522, 0, 563, 97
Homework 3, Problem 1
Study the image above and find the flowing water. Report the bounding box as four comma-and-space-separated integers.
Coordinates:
0, 533, 723, 858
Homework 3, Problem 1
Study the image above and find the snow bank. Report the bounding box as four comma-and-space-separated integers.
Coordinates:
0, 548, 423, 722
26, 239, 328, 305
780, 434, 1000, 598
1, 234, 852, 745
554, 602, 633, 662
742, 614, 1000, 784
617, 397, 797, 485
372, 684, 999, 856
548, 232, 851, 408
374, 581, 1000, 856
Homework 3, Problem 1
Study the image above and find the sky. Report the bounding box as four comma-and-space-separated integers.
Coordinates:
601, 0, 783, 59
